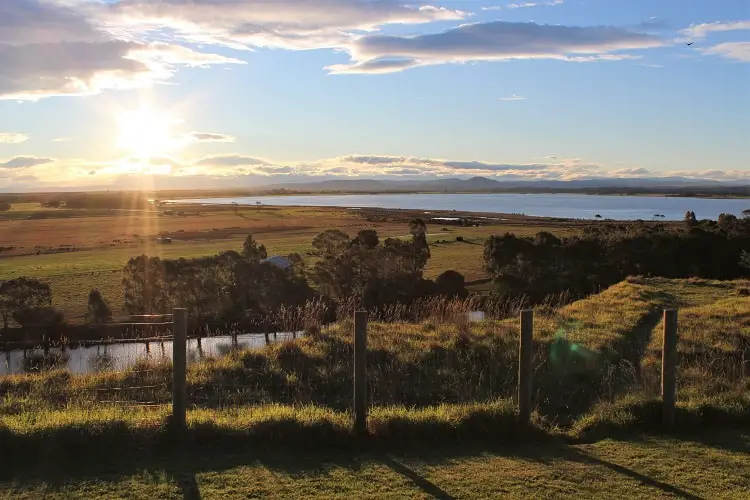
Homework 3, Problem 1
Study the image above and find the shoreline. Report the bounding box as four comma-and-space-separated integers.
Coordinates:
164, 190, 750, 202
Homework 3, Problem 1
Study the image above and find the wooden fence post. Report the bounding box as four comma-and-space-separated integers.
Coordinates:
172, 308, 188, 433
354, 311, 368, 436
518, 309, 534, 425
662, 309, 678, 429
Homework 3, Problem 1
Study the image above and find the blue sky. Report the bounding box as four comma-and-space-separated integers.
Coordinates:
0, 0, 748, 190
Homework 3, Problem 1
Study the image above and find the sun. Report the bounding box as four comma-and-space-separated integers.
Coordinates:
116, 106, 182, 158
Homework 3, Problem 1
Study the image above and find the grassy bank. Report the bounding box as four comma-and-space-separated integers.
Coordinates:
2, 277, 748, 430
2, 277, 749, 496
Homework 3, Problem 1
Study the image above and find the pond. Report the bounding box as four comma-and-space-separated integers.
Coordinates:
0, 332, 300, 376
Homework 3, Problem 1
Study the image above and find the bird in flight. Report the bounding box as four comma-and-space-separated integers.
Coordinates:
686, 41, 694, 46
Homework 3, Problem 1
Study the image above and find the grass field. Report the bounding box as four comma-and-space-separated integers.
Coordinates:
1, 277, 749, 497
3, 431, 748, 499
0, 203, 578, 321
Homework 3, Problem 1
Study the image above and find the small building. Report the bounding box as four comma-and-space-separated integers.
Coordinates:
156, 237, 173, 244
261, 255, 291, 270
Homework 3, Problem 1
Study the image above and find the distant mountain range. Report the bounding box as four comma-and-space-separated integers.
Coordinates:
265, 176, 749, 194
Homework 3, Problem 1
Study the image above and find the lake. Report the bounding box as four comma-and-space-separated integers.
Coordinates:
169, 193, 749, 221
0, 332, 298, 376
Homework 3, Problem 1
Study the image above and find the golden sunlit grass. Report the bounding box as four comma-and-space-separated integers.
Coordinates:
1, 278, 749, 497
2, 277, 748, 424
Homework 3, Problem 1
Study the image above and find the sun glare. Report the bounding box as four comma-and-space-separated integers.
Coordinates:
116, 106, 182, 158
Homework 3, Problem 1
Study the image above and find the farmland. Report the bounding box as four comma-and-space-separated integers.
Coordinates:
0, 202, 580, 321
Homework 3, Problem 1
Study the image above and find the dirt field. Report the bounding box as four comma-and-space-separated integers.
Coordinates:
0, 203, 580, 322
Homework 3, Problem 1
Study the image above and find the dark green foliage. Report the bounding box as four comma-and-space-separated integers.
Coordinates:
684, 210, 697, 227
86, 289, 112, 324
740, 250, 750, 271
485, 219, 750, 301
351, 229, 379, 249
0, 201, 10, 211
436, 270, 467, 298
312, 226, 433, 308
13, 306, 66, 343
242, 234, 267, 262
311, 229, 350, 256
122, 251, 314, 320
0, 278, 52, 333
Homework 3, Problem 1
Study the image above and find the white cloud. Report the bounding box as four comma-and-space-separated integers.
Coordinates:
328, 21, 664, 74
189, 132, 236, 143
499, 94, 526, 101
126, 43, 246, 67
0, 0, 245, 100
53, 138, 72, 143
3, 152, 750, 189
0, 156, 55, 169
94, 0, 466, 51
701, 42, 750, 62
682, 20, 750, 39
196, 155, 270, 167
507, 1, 564, 9
0, 133, 29, 144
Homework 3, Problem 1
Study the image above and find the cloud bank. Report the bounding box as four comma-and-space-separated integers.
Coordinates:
0, 0, 244, 100
2, 151, 748, 191
327, 21, 663, 74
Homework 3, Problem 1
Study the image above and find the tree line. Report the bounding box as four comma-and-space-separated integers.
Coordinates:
2, 212, 748, 339
484, 213, 750, 302
120, 218, 466, 324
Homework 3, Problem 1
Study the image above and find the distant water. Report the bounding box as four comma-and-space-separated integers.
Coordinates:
169, 193, 749, 221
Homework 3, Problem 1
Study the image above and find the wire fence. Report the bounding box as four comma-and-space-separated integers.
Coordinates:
2, 304, 747, 432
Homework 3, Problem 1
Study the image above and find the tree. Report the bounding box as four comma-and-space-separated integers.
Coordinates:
684, 210, 697, 227
0, 201, 11, 211
0, 278, 52, 333
0, 278, 53, 336
352, 229, 379, 249
436, 270, 467, 298
741, 250, 750, 271
312, 229, 351, 256
409, 218, 430, 269
242, 234, 268, 262
86, 289, 112, 324
122, 255, 169, 315
718, 213, 738, 229
13, 306, 65, 341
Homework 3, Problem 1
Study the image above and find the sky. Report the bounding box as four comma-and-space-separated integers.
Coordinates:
0, 0, 748, 191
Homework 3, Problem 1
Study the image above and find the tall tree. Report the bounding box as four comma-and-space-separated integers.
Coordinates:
684, 210, 697, 227
0, 278, 52, 333
242, 234, 268, 262
86, 289, 112, 324
409, 218, 431, 270
122, 255, 169, 315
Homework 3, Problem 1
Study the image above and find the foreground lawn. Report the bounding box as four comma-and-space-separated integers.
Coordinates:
2, 431, 748, 499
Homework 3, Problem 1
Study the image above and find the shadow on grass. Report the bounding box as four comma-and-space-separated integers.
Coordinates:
2, 434, 726, 500
381, 456, 456, 500
562, 448, 702, 500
